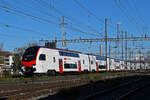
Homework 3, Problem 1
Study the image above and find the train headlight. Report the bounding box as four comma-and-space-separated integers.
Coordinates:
21, 66, 25, 72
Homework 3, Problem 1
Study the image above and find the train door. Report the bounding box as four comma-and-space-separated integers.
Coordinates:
38, 54, 46, 73
59, 59, 63, 73
78, 60, 81, 72
88, 55, 91, 71
96, 62, 99, 72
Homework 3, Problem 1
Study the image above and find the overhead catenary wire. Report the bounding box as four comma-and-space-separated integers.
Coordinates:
125, 0, 146, 32
0, 5, 101, 38
72, 0, 116, 30
0, 29, 40, 39
114, 0, 143, 33
1, 6, 59, 25
0, 0, 104, 38
124, 0, 143, 28
0, 22, 45, 36
13, 0, 60, 20
72, 0, 104, 24
130, 0, 146, 27
14, 0, 97, 37
36, 0, 103, 35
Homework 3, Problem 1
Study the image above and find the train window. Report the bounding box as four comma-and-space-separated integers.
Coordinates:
83, 60, 85, 64
91, 61, 93, 64
39, 54, 46, 61
59, 51, 79, 58
98, 65, 106, 69
53, 57, 55, 63
64, 64, 77, 69
22, 46, 40, 61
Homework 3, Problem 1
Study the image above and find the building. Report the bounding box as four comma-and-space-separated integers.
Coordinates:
0, 51, 14, 71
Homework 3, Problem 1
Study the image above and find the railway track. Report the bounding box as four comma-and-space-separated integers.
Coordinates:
0, 72, 140, 85
79, 75, 150, 100
0, 79, 88, 100
0, 73, 144, 100
117, 77, 150, 100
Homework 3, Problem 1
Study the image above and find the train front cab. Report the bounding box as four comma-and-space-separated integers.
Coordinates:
21, 46, 40, 75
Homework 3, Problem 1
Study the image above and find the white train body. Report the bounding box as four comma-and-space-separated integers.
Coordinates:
120, 60, 125, 70
114, 59, 121, 71
21, 46, 133, 74
108, 58, 115, 71
96, 56, 106, 71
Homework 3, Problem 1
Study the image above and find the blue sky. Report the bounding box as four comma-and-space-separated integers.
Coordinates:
0, 0, 149, 56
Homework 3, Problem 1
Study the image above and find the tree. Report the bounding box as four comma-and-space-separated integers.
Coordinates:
12, 47, 25, 72
12, 53, 21, 72
0, 43, 3, 51
12, 41, 39, 72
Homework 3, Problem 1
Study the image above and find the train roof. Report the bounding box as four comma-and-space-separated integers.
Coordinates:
28, 46, 124, 61
29, 46, 82, 54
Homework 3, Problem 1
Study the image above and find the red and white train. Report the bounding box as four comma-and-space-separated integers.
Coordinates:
21, 46, 134, 75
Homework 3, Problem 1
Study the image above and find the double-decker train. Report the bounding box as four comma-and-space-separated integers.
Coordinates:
21, 46, 135, 75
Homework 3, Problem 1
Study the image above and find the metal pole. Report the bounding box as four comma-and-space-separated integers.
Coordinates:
109, 44, 111, 71
62, 16, 66, 48
139, 49, 141, 69
125, 31, 127, 68
100, 44, 102, 56
116, 22, 121, 58
117, 23, 119, 59
114, 46, 116, 58
121, 31, 124, 60
105, 18, 108, 72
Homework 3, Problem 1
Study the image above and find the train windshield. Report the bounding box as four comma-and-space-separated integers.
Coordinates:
22, 46, 40, 61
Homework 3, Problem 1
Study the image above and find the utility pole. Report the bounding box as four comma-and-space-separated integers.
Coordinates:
100, 44, 102, 56
114, 46, 117, 58
125, 31, 127, 68
109, 44, 111, 71
61, 16, 67, 48
117, 24, 119, 59
121, 31, 124, 60
139, 49, 142, 70
105, 18, 108, 72
132, 37, 134, 60
116, 22, 121, 59
128, 48, 132, 68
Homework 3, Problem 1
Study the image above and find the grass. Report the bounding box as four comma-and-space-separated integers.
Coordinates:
0, 71, 139, 83
0, 77, 31, 83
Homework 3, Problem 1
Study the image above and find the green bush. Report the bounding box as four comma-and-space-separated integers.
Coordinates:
3, 70, 11, 78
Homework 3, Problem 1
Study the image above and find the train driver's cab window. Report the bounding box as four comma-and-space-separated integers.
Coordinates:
39, 54, 46, 61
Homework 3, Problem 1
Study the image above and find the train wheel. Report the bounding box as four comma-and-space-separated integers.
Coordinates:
83, 70, 89, 74
51, 70, 57, 76
92, 70, 96, 73
47, 70, 57, 76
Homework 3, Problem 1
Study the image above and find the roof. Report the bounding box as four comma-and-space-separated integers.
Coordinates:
0, 51, 14, 56
129, 60, 149, 63
31, 46, 82, 54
